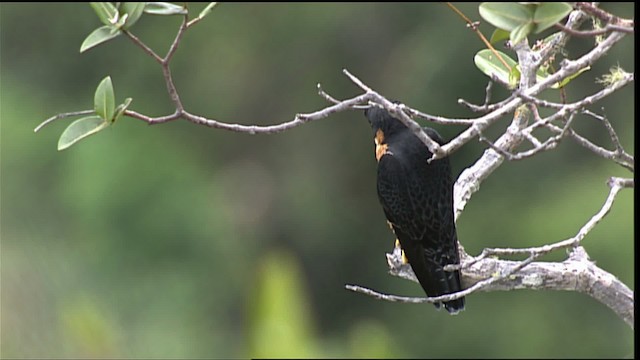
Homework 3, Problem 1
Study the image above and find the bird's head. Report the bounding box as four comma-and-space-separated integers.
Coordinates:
364, 106, 407, 138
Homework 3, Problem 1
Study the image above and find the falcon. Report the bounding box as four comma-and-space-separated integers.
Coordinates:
365, 106, 464, 314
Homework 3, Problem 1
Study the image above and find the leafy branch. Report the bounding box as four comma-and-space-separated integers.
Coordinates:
34, 2, 634, 327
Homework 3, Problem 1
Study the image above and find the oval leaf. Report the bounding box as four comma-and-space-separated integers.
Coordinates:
144, 2, 188, 15
58, 116, 109, 151
533, 2, 573, 33
552, 66, 590, 89
509, 65, 521, 89
90, 2, 118, 25
510, 21, 534, 45
80, 25, 121, 53
122, 2, 146, 29
474, 49, 517, 85
479, 2, 534, 31
489, 28, 511, 44
94, 76, 115, 122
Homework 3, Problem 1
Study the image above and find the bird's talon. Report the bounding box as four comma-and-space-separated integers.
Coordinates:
401, 249, 409, 264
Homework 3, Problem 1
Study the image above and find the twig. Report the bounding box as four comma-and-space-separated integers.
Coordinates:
126, 92, 371, 133
316, 83, 341, 105
575, 2, 635, 27
122, 30, 163, 64
445, 3, 512, 72
477, 112, 576, 161
463, 175, 631, 267
555, 22, 634, 36
585, 109, 627, 156
349, 250, 539, 305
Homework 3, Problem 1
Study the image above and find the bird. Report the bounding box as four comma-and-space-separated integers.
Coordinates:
365, 106, 465, 314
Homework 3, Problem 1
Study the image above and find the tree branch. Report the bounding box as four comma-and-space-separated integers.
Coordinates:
348, 176, 634, 327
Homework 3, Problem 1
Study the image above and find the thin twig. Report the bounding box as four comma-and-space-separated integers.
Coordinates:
122, 30, 163, 64
478, 112, 576, 161
585, 109, 627, 156
555, 22, 634, 36
445, 3, 512, 72
576, 2, 635, 27
165, 14, 189, 63
125, 92, 372, 133
347, 252, 539, 304
316, 83, 341, 105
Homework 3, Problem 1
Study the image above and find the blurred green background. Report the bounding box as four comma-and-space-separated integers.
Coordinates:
1, 3, 634, 358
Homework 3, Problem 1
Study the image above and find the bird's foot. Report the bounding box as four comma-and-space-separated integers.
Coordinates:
394, 239, 409, 264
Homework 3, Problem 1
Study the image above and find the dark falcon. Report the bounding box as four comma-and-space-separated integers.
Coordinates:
365, 106, 464, 314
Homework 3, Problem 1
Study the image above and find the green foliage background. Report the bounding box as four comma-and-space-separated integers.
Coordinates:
1, 3, 634, 358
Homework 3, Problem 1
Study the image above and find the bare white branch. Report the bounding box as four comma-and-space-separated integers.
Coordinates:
350, 176, 633, 327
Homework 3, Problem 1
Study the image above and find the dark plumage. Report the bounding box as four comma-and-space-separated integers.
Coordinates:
365, 106, 464, 314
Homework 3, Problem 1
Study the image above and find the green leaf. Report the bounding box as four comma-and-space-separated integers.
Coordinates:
58, 116, 110, 151
80, 25, 121, 53
121, 2, 146, 29
489, 28, 511, 44
113, 97, 133, 123
509, 65, 521, 89
94, 76, 116, 122
510, 21, 534, 45
479, 2, 534, 31
144, 2, 188, 15
474, 49, 517, 86
532, 2, 573, 33
114, 13, 128, 29
552, 66, 590, 89
90, 2, 118, 25
197, 2, 218, 20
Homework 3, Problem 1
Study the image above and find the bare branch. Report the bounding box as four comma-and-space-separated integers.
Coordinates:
350, 174, 634, 327
402, 105, 480, 126
122, 30, 164, 64
165, 14, 189, 63
575, 2, 635, 27
369, 244, 634, 328
541, 110, 635, 173
555, 22, 634, 36
316, 83, 341, 105
457, 81, 504, 113
477, 112, 576, 161
125, 92, 371, 133
585, 110, 627, 155
348, 244, 538, 306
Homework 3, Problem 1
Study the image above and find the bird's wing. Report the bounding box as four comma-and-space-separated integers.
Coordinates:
377, 152, 464, 311
376, 152, 412, 230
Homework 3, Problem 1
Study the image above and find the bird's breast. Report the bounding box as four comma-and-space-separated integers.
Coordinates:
374, 129, 392, 161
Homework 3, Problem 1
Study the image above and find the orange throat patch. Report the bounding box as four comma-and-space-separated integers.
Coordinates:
374, 129, 390, 161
